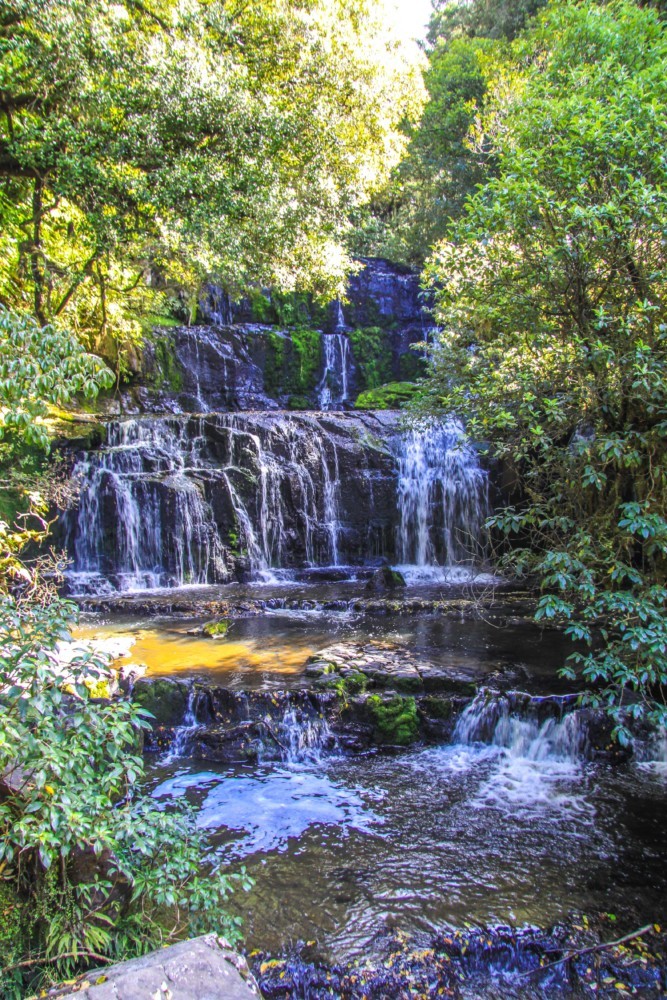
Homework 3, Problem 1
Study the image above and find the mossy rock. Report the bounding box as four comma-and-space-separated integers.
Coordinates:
365, 565, 406, 592
421, 695, 454, 720
133, 678, 190, 726
203, 619, 230, 638
151, 333, 183, 392
348, 327, 393, 390
354, 381, 420, 410
393, 673, 423, 694
367, 694, 419, 745
345, 671, 369, 694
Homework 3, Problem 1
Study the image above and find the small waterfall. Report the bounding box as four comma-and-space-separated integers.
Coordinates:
317, 333, 352, 410
261, 706, 335, 764
395, 417, 489, 575
162, 687, 201, 762
201, 285, 234, 326
454, 691, 586, 762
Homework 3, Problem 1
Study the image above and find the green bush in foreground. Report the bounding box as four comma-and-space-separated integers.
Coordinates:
0, 310, 251, 993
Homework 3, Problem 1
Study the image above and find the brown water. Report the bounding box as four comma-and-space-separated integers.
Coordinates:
75, 598, 573, 693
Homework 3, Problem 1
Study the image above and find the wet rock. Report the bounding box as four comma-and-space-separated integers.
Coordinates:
62, 934, 260, 998
308, 640, 478, 696
132, 677, 190, 726
365, 564, 406, 592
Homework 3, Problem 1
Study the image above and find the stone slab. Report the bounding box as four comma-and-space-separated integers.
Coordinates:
61, 935, 259, 999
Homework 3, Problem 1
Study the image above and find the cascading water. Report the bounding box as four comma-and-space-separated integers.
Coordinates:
452, 690, 590, 817
162, 686, 201, 762
65, 413, 349, 593
394, 418, 490, 580
261, 707, 336, 764
454, 690, 586, 762
317, 333, 353, 410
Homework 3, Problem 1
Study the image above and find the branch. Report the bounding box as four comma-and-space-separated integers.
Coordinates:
1, 949, 113, 975
520, 924, 655, 979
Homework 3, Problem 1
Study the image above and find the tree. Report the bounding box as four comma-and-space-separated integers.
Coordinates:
428, 0, 547, 44
0, 0, 425, 360
351, 0, 546, 265
423, 0, 667, 738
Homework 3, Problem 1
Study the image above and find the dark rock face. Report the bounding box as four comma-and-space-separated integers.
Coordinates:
62, 411, 402, 592
118, 259, 433, 414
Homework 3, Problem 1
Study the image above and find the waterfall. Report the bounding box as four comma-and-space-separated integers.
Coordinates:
261, 706, 335, 764
394, 417, 489, 576
65, 413, 346, 593
454, 691, 586, 762
162, 687, 201, 762
317, 333, 352, 410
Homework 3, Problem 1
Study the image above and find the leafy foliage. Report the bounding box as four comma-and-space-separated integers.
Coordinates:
0, 311, 249, 989
0, 0, 425, 359
351, 0, 547, 264
423, 0, 667, 737
0, 309, 113, 453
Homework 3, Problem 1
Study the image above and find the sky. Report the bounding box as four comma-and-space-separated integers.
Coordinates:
389, 0, 433, 41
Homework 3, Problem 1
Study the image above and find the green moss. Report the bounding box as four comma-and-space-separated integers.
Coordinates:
348, 327, 393, 390
354, 381, 420, 410
151, 335, 183, 392
290, 328, 322, 392
0, 882, 23, 971
399, 349, 426, 382
249, 289, 273, 322
263, 331, 287, 395
203, 619, 230, 638
263, 328, 321, 397
288, 395, 309, 410
367, 694, 419, 745
422, 695, 453, 719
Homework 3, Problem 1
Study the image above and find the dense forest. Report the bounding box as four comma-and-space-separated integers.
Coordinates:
1, 0, 666, 996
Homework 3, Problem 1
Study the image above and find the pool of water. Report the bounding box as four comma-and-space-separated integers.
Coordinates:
76, 584, 667, 971
147, 741, 667, 963
75, 597, 573, 692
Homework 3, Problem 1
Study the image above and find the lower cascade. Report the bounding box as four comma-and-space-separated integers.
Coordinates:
454, 690, 586, 762
63, 411, 491, 593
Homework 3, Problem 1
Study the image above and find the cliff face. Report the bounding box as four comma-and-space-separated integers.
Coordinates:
114, 259, 432, 414
62, 411, 403, 593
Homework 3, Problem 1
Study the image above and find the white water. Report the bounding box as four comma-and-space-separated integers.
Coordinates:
66, 414, 344, 591
317, 332, 353, 410
452, 691, 591, 819
394, 418, 490, 571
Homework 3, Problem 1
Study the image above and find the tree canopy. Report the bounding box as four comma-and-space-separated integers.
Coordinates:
423, 0, 667, 736
0, 0, 425, 359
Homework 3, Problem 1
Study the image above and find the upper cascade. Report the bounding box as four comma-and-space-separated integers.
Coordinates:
113, 259, 432, 416
60, 260, 494, 595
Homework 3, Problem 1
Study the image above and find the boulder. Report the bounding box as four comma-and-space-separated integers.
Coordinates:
365, 565, 406, 592
61, 934, 260, 998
